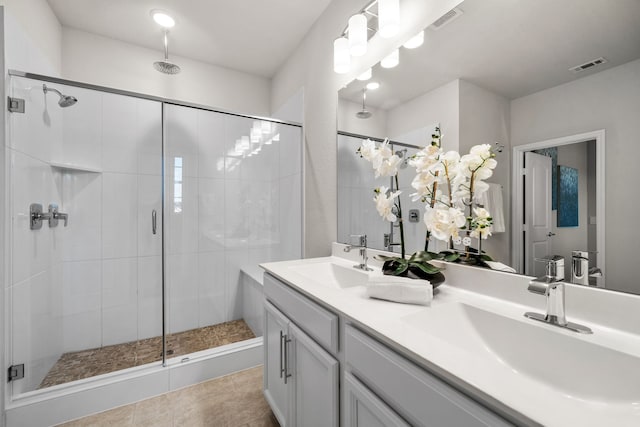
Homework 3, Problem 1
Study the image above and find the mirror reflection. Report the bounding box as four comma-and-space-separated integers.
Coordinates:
337, 0, 640, 294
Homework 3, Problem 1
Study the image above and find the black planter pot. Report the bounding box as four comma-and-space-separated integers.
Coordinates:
381, 260, 446, 288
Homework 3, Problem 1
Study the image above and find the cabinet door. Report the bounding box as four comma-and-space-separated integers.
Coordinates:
264, 301, 290, 426
343, 373, 409, 427
290, 322, 339, 427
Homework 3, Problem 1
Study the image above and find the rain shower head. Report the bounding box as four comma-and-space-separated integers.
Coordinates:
356, 88, 372, 119
43, 84, 78, 108
154, 30, 181, 75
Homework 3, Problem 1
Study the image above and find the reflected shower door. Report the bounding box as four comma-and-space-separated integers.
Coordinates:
7, 76, 163, 395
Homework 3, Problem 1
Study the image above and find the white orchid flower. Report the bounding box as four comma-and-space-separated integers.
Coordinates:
375, 154, 402, 178
374, 186, 401, 222
359, 139, 377, 162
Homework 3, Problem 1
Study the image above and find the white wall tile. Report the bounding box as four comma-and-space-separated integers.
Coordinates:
136, 100, 163, 176
60, 86, 101, 169
102, 173, 138, 259
224, 249, 249, 321
61, 171, 102, 261
138, 175, 162, 257
198, 178, 225, 252
10, 150, 53, 284
166, 254, 198, 333
9, 76, 63, 163
197, 110, 225, 179
279, 174, 303, 261
278, 125, 302, 178
137, 256, 162, 340
165, 104, 199, 178
10, 270, 64, 394
101, 93, 139, 174
62, 260, 102, 352
166, 176, 198, 254
224, 180, 251, 250
102, 258, 138, 346
197, 252, 226, 327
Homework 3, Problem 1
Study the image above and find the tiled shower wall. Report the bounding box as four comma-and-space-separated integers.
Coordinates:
8, 77, 302, 394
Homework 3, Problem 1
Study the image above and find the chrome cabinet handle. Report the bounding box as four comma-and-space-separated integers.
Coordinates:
279, 330, 285, 379
283, 334, 292, 384
152, 210, 157, 235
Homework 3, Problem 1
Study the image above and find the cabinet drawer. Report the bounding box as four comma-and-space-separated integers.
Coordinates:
264, 273, 339, 354
345, 325, 512, 427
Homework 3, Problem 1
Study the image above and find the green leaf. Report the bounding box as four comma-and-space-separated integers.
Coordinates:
480, 254, 494, 261
444, 252, 461, 262
391, 260, 409, 276
409, 261, 442, 275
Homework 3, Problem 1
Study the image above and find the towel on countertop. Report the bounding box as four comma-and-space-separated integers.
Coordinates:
484, 261, 516, 273
366, 273, 433, 306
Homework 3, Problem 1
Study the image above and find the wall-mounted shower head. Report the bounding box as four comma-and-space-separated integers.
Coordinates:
43, 84, 78, 107
154, 30, 181, 75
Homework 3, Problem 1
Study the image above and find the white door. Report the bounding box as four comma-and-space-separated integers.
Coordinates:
524, 152, 553, 276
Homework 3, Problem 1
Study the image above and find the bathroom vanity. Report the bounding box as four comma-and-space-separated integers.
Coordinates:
261, 244, 640, 427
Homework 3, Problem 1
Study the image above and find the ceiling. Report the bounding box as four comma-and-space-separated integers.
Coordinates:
340, 0, 640, 109
47, 0, 333, 78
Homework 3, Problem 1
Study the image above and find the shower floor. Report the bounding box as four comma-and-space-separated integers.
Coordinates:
39, 319, 256, 389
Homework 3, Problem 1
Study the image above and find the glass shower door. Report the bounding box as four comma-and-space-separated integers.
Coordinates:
7, 75, 163, 395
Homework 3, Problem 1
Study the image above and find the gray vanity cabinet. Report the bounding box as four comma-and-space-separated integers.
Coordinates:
343, 372, 410, 427
263, 274, 339, 427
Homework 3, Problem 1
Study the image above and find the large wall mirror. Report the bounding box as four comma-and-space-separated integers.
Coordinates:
337, 0, 640, 295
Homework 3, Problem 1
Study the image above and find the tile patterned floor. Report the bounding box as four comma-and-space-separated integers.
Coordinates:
40, 320, 256, 389
57, 366, 279, 427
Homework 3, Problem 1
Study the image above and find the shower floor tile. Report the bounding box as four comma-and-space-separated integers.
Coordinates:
40, 319, 256, 389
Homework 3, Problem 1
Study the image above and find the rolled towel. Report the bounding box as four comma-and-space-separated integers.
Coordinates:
484, 261, 516, 273
366, 273, 433, 306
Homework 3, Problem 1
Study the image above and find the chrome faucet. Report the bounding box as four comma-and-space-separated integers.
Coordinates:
571, 250, 602, 286
344, 234, 373, 271
524, 256, 592, 334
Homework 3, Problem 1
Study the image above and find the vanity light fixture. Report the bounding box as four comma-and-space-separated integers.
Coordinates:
357, 68, 372, 81
348, 14, 368, 56
366, 81, 380, 90
150, 10, 175, 28
403, 30, 424, 49
380, 49, 399, 68
334, 37, 351, 74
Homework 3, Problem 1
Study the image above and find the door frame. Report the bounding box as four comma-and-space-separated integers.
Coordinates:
511, 130, 606, 285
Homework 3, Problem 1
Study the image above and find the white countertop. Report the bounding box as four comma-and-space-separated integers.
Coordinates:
261, 245, 640, 427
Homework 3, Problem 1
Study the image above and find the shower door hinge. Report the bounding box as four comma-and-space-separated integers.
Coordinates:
8, 364, 24, 382
8, 97, 25, 113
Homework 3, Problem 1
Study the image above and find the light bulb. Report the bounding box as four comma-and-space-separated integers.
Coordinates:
403, 31, 424, 49
357, 68, 372, 81
366, 81, 380, 90
381, 49, 399, 68
150, 10, 175, 28
261, 121, 271, 134
333, 37, 350, 74
378, 0, 399, 39
348, 14, 368, 57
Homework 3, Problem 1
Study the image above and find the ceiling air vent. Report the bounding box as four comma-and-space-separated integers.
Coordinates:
429, 8, 464, 30
569, 57, 608, 73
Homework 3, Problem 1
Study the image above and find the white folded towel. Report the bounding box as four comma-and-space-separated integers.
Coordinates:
484, 261, 516, 273
366, 273, 433, 306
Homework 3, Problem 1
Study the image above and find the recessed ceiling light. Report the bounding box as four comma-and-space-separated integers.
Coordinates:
366, 82, 380, 90
151, 10, 175, 28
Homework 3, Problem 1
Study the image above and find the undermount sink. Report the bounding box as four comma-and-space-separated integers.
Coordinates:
402, 303, 640, 404
288, 261, 369, 289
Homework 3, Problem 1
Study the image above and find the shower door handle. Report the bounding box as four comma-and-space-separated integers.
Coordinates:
152, 210, 157, 235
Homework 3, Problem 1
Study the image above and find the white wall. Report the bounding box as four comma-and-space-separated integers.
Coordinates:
61, 28, 271, 117
338, 98, 388, 138
387, 79, 460, 151
511, 58, 640, 293
459, 80, 511, 264
271, 0, 463, 257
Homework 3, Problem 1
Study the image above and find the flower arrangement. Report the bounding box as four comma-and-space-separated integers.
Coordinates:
358, 128, 499, 283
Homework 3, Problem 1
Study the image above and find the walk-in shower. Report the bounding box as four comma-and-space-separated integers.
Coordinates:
5, 71, 302, 424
